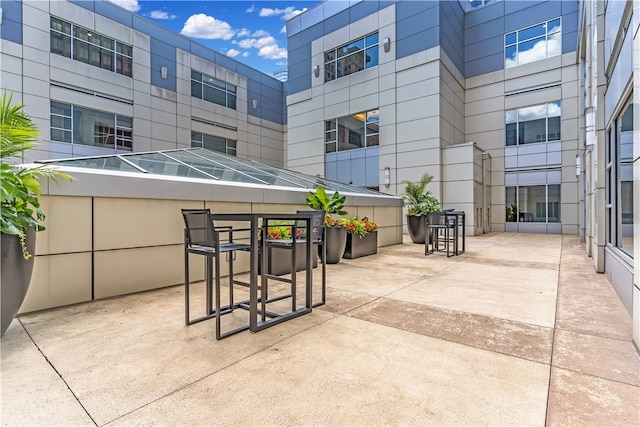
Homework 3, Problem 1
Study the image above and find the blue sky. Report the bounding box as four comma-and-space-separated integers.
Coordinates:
107, 0, 322, 76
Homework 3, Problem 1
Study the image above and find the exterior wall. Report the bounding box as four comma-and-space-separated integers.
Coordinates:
20, 170, 403, 313
580, 0, 637, 348
1, 0, 286, 166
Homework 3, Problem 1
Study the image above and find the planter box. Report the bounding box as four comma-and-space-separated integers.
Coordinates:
343, 231, 377, 259
259, 242, 318, 276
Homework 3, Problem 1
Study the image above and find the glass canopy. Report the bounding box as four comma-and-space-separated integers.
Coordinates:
37, 148, 382, 195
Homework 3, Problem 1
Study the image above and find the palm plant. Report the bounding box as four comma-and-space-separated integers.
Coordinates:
305, 186, 347, 225
400, 173, 439, 216
1, 92, 73, 258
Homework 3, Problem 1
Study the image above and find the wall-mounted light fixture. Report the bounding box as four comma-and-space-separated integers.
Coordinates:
160, 66, 168, 79
575, 154, 581, 178
313, 64, 320, 78
384, 167, 390, 187
382, 37, 391, 52
252, 99, 258, 109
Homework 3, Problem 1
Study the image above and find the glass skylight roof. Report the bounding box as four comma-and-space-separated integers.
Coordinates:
38, 148, 382, 195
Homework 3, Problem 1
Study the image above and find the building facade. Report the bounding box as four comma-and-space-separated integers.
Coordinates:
285, 0, 638, 347
1, 0, 638, 346
0, 0, 287, 167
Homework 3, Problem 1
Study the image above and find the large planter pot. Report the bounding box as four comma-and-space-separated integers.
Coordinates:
323, 226, 347, 264
1, 228, 36, 337
259, 242, 318, 276
343, 231, 378, 259
407, 215, 426, 244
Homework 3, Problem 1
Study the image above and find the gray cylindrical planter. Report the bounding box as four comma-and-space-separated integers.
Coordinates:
407, 215, 426, 244
323, 226, 347, 264
1, 228, 36, 337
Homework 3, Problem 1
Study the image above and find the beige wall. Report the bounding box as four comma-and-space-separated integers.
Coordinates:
20, 191, 402, 314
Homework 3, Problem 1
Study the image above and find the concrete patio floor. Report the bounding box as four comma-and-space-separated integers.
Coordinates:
1, 233, 639, 426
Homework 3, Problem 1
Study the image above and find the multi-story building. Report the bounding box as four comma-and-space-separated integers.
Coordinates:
1, 0, 637, 347
284, 0, 638, 347
1, 0, 287, 167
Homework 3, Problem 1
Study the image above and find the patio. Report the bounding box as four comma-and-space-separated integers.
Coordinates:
1, 233, 638, 426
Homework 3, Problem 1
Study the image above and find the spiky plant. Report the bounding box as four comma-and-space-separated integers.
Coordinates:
400, 173, 438, 216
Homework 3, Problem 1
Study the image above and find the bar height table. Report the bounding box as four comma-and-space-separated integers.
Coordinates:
210, 212, 314, 334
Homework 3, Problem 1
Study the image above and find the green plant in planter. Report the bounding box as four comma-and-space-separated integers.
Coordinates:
1, 92, 73, 258
337, 216, 378, 237
305, 186, 347, 225
400, 173, 440, 216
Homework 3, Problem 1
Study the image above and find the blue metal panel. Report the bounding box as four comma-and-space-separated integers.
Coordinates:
561, 0, 579, 14
465, 51, 504, 77
465, 34, 504, 61
465, 0, 504, 28
213, 51, 239, 72
350, 0, 382, 23
336, 151, 350, 161
260, 97, 282, 113
396, 0, 436, 21
440, 0, 464, 71
337, 159, 350, 183
351, 157, 366, 186
365, 153, 379, 187
292, 21, 325, 51
562, 31, 578, 54
260, 74, 283, 90
465, 17, 504, 44
325, 159, 337, 181
236, 63, 263, 82
0, 0, 22, 44
150, 38, 176, 91
261, 109, 283, 125
504, 2, 561, 33
396, 26, 439, 59
350, 149, 366, 159
95, 0, 133, 27
563, 10, 579, 34
189, 43, 216, 63
285, 45, 312, 95
397, 7, 439, 40
324, 10, 350, 35
504, 0, 543, 14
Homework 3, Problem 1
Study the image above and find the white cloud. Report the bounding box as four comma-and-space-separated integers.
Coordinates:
106, 0, 140, 12
252, 29, 269, 37
280, 25, 287, 34
258, 44, 287, 60
506, 32, 561, 68
258, 6, 306, 20
237, 28, 251, 38
236, 35, 287, 60
149, 10, 176, 20
226, 49, 241, 58
242, 52, 250, 58
246, 4, 257, 13
276, 61, 287, 66
180, 14, 235, 40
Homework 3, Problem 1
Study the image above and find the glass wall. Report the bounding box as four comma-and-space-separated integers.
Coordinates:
606, 100, 634, 258
505, 102, 561, 146
506, 184, 560, 223
325, 110, 379, 153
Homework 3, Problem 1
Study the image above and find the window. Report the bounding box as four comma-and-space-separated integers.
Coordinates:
505, 184, 560, 223
605, 100, 634, 257
191, 132, 236, 156
191, 71, 237, 110
505, 102, 561, 146
469, 0, 495, 8
505, 18, 561, 68
324, 33, 378, 82
50, 17, 132, 77
50, 101, 133, 151
325, 109, 379, 153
